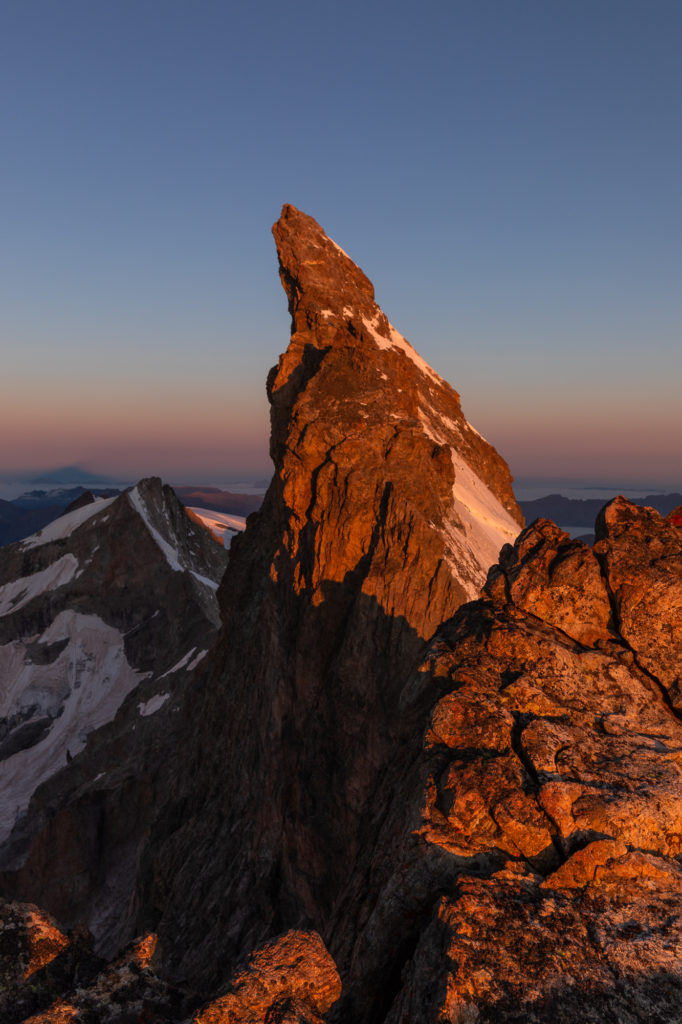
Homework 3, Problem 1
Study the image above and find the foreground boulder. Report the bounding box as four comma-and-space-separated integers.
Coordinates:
193, 931, 341, 1024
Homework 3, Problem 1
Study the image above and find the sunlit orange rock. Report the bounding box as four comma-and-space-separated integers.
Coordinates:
193, 930, 340, 1024
24, 1003, 78, 1024
338, 499, 682, 1022
485, 516, 613, 645
0, 900, 70, 1020
148, 205, 524, 990
540, 838, 628, 889
595, 496, 682, 707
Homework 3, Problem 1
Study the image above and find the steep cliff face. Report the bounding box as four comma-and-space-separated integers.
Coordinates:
146, 205, 523, 988
269, 204, 522, 615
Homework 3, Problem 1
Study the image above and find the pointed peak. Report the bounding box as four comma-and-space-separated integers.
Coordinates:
272, 205, 375, 317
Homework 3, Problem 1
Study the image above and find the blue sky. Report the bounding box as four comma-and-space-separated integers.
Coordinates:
1, 0, 680, 488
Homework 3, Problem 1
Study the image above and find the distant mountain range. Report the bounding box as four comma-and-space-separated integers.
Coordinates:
0, 485, 264, 548
519, 491, 682, 529
0, 489, 121, 547
6, 485, 680, 550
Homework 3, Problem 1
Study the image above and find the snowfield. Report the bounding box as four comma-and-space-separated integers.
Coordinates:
0, 554, 80, 617
188, 507, 246, 547
20, 497, 117, 549
0, 611, 149, 844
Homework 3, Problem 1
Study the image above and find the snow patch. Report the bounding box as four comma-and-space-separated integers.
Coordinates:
21, 498, 117, 550
0, 611, 149, 844
189, 508, 246, 549
191, 570, 219, 590
330, 238, 352, 260
157, 644, 207, 679
187, 649, 207, 671
439, 453, 520, 599
138, 693, 169, 717
0, 554, 79, 617
159, 647, 197, 678
419, 403, 491, 450
361, 313, 444, 388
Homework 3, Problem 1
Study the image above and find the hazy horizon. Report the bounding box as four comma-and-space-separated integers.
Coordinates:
2, 2, 680, 489
0, 461, 679, 502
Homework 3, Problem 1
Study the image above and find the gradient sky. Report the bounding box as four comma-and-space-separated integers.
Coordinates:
1, 0, 680, 489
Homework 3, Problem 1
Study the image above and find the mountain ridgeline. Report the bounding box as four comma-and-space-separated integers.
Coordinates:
0, 206, 680, 1023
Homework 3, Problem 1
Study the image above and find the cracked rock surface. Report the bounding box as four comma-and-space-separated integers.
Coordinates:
335, 504, 682, 1022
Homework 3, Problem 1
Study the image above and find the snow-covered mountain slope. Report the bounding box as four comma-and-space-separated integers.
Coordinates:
0, 478, 228, 852
187, 507, 246, 547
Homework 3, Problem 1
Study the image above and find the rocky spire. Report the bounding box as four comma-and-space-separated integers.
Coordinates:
269, 205, 523, 611
144, 207, 524, 988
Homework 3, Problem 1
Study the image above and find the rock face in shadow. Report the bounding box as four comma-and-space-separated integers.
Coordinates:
0, 479, 227, 955
143, 205, 523, 989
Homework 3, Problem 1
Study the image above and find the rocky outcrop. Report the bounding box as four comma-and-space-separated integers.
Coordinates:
0, 478, 227, 955
143, 205, 523, 989
268, 205, 522, 611
0, 902, 187, 1023
594, 496, 682, 709
333, 500, 682, 1022
0, 905, 338, 1024
193, 931, 341, 1024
